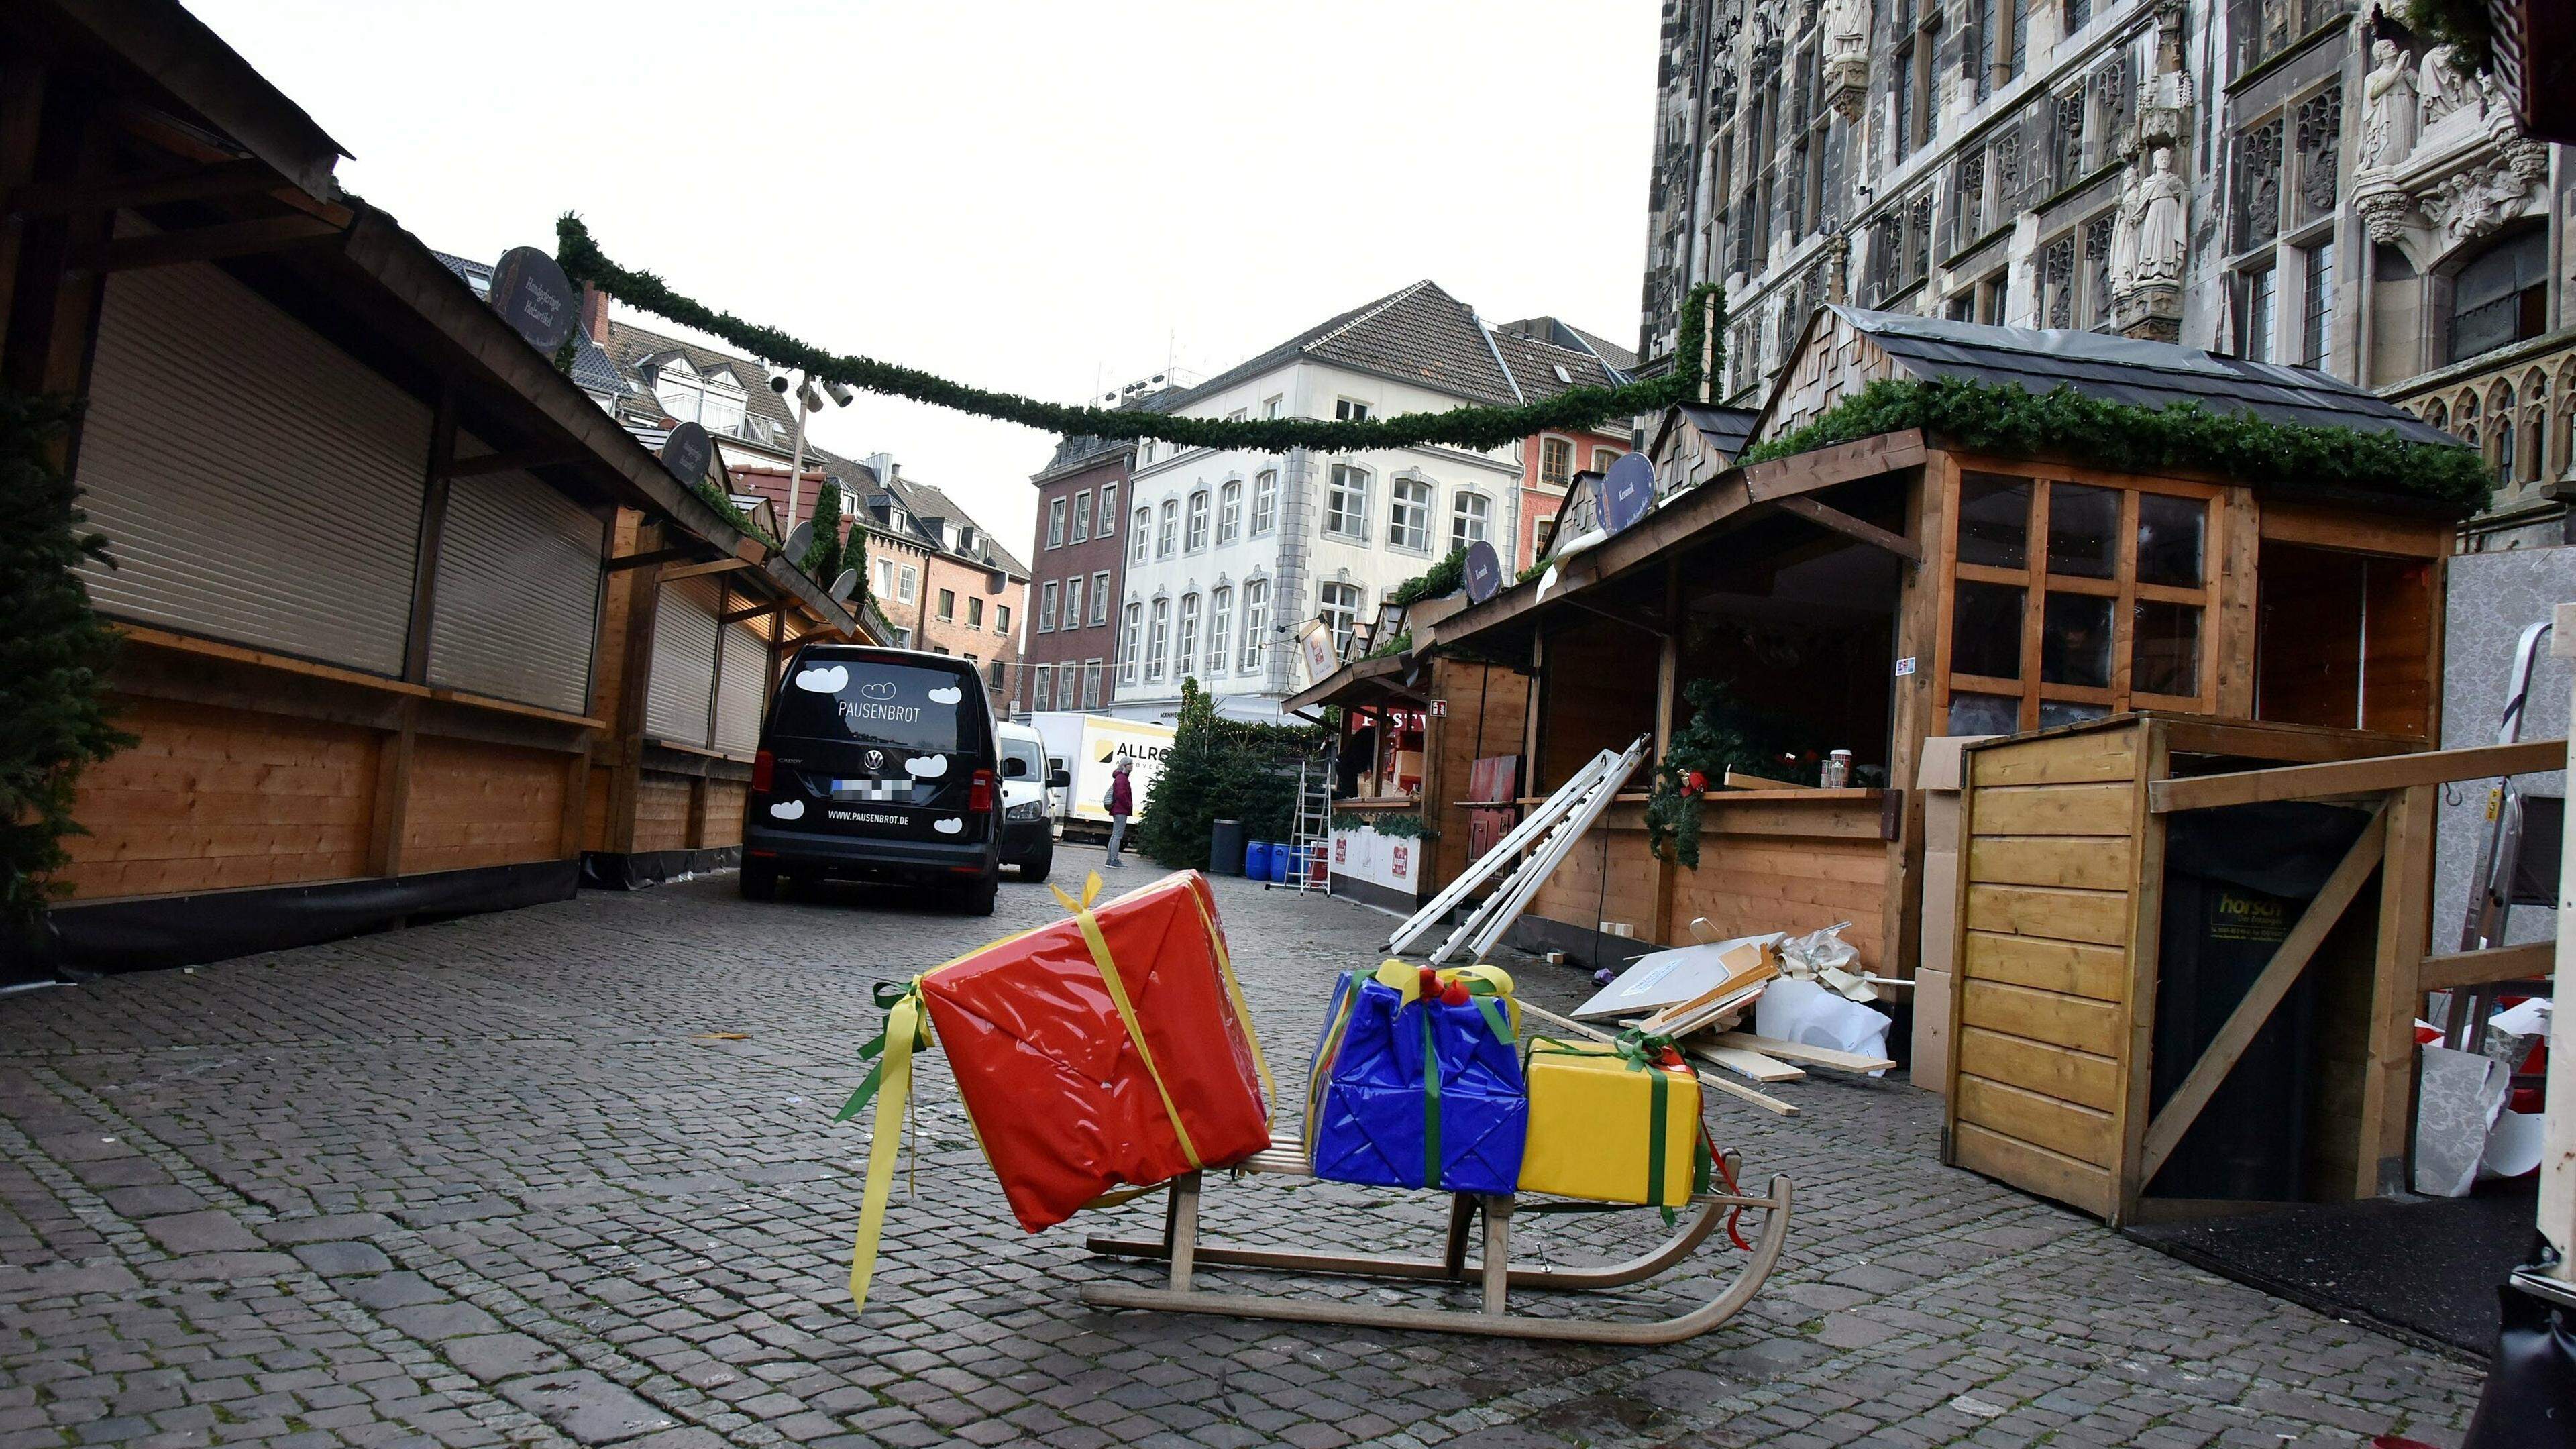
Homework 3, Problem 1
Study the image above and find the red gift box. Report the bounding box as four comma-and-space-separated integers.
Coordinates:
919, 871, 1273, 1232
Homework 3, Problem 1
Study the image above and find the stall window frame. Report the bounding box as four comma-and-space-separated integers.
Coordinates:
1932, 458, 2226, 733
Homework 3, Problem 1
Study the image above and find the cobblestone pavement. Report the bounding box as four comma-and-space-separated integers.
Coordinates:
3, 861, 2486, 1449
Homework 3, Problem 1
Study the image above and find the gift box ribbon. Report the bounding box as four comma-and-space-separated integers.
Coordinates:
1531, 1031, 1700, 1212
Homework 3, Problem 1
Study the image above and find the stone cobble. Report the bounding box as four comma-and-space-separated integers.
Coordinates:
1, 859, 2485, 1448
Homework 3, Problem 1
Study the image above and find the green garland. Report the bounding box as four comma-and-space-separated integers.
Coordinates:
1644, 681, 1799, 870
1741, 376, 2489, 515
556, 215, 1723, 455
1, 393, 134, 947
1387, 547, 1468, 608
1332, 810, 1434, 839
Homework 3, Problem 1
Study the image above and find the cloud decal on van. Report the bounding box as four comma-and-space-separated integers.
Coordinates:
769, 800, 806, 820
904, 755, 949, 779
932, 817, 964, 835
860, 680, 899, 700
927, 686, 963, 704
794, 665, 848, 693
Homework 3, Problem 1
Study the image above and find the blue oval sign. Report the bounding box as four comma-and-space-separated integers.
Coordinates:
1462, 539, 1502, 604
1602, 453, 1654, 535
660, 421, 712, 486
490, 246, 576, 352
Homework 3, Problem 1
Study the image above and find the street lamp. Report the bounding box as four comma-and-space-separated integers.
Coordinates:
769, 369, 851, 533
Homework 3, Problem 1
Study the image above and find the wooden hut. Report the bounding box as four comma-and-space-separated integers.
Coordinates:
7, 1, 860, 970
1424, 305, 2461, 982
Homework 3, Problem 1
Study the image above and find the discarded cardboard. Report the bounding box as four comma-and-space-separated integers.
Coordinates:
1919, 849, 1961, 976
1909, 968, 1953, 1094
1574, 934, 1780, 1021
1914, 735, 1998, 792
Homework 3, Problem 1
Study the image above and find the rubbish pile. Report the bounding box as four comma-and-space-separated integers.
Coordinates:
2412, 994, 2551, 1198
1558, 916, 1903, 1114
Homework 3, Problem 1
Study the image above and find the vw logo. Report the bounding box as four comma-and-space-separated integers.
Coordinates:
865, 749, 885, 772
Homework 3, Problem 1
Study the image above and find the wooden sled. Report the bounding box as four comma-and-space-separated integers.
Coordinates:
1078, 1147, 1793, 1344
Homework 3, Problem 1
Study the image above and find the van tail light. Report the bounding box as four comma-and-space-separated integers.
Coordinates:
967, 769, 997, 814
751, 750, 774, 792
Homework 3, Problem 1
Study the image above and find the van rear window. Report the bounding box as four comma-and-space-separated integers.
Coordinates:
773, 658, 973, 752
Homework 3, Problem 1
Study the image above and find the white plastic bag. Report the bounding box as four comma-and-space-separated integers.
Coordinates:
1752, 978, 1892, 1075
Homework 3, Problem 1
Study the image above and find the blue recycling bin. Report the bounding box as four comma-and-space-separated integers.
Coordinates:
1268, 843, 1293, 884
1244, 841, 1271, 879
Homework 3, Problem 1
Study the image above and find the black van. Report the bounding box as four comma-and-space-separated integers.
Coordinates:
742, 645, 1005, 914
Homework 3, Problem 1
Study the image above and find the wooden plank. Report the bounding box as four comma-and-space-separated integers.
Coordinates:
1721, 767, 1812, 790
1958, 978, 2123, 1056
366, 714, 414, 877
2418, 938, 2555, 992
1965, 883, 2131, 946
1519, 1000, 1799, 1116
2154, 716, 2422, 763
1713, 1032, 1894, 1073
1970, 782, 2134, 836
1691, 1046, 1805, 1083
1770, 493, 1923, 564
1958, 930, 2127, 1000
1969, 733, 2138, 787
1968, 835, 2132, 891
2114, 718, 2169, 1222
1956, 1027, 2121, 1112
1957, 1074, 2116, 1164
2358, 785, 2433, 1199
2257, 499, 2453, 557
1953, 1122, 2116, 1218
100, 213, 343, 270
2150, 739, 2559, 814
2139, 808, 2388, 1185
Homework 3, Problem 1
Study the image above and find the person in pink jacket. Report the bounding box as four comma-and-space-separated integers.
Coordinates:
1104, 757, 1134, 868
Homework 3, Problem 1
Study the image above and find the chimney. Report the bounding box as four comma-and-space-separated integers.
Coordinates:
864, 451, 895, 486
579, 283, 610, 345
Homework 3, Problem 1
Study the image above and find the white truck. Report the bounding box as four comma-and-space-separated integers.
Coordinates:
1027, 712, 1177, 841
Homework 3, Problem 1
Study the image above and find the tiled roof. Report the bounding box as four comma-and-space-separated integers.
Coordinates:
1160, 280, 1519, 413
1031, 388, 1183, 485
1678, 403, 1760, 458
1832, 306, 2458, 445
602, 319, 797, 433
804, 443, 1030, 579
1488, 329, 1624, 402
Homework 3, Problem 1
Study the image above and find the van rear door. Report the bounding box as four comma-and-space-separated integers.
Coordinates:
761, 655, 990, 845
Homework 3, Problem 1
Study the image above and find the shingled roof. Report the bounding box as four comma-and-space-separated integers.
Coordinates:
1825, 306, 2457, 445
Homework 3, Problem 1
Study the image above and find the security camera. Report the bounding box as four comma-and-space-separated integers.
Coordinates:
770, 374, 791, 394
824, 381, 855, 407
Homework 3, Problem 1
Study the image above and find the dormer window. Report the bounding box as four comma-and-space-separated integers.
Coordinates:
649, 354, 747, 437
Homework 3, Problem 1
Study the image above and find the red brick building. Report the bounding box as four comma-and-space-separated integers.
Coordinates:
1489, 318, 1642, 568
1019, 433, 1132, 714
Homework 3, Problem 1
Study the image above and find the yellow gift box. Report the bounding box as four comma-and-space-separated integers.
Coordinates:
1517, 1037, 1700, 1207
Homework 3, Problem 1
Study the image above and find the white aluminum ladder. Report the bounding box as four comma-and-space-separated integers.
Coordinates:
1283, 757, 1334, 894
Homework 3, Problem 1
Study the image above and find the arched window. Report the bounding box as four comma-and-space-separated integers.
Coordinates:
1450, 492, 1491, 551
1324, 466, 1371, 541
2424, 398, 2450, 433
1131, 508, 1150, 564
1208, 587, 1233, 674
2449, 229, 2548, 365
1157, 499, 1179, 557
1185, 491, 1210, 551
1252, 470, 1279, 535
1175, 593, 1201, 677
1388, 476, 1434, 552
1238, 578, 1269, 671
1217, 482, 1243, 545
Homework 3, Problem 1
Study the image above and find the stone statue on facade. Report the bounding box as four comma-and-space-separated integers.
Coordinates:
2132, 147, 2188, 286
2420, 43, 2479, 130
1821, 0, 1872, 120
2108, 162, 2144, 297
2359, 38, 2417, 169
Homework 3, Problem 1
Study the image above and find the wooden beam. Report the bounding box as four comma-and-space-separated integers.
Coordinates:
1722, 767, 1811, 790
366, 704, 418, 877
100, 213, 343, 271
1738, 429, 1929, 502
1768, 494, 1924, 564
2418, 938, 2555, 993
2137, 807, 2389, 1185
1520, 1000, 1799, 1117
2359, 784, 2434, 1199
720, 601, 789, 625
604, 546, 698, 574
6, 157, 281, 217
1713, 1032, 1896, 1073
660, 557, 757, 582
2149, 739, 2564, 814
441, 447, 587, 478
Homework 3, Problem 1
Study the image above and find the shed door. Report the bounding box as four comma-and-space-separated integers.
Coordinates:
425, 449, 605, 715
76, 260, 431, 674
645, 575, 721, 746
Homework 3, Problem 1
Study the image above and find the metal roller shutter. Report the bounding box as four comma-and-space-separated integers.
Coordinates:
425, 454, 606, 715
713, 619, 771, 757
76, 261, 431, 674
645, 574, 721, 747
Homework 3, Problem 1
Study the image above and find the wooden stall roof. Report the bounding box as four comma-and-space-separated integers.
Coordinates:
16, 0, 857, 639
1282, 653, 1432, 714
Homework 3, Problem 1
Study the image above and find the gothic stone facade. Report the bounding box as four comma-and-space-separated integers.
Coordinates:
1640, 0, 2576, 546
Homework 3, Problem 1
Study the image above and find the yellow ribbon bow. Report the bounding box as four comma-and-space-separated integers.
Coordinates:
847, 979, 930, 1312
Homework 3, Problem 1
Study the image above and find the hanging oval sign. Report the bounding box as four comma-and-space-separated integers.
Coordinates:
488, 246, 576, 353
660, 421, 712, 486
1462, 539, 1503, 604
1601, 453, 1655, 536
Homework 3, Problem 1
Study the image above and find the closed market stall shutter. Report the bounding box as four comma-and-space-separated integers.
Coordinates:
645, 574, 720, 746
712, 617, 772, 757
425, 456, 606, 715
76, 260, 431, 674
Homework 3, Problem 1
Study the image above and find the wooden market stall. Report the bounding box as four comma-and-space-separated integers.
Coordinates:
7, 0, 860, 970
1423, 305, 2461, 986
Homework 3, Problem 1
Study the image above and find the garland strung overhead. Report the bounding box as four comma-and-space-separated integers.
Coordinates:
1741, 376, 2491, 515
554, 215, 1723, 454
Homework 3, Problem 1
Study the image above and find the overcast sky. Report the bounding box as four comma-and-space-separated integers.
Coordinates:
189, 1, 1660, 554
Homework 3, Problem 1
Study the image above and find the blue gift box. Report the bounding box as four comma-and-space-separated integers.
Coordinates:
1306, 968, 1527, 1195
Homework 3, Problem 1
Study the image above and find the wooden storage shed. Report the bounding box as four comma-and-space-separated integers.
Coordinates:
7, 1, 859, 969
1419, 305, 2464, 981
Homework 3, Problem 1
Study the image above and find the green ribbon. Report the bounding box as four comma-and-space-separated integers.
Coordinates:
1459, 976, 1514, 1045
1419, 1009, 1443, 1190
834, 981, 926, 1123
1613, 1028, 1682, 1218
